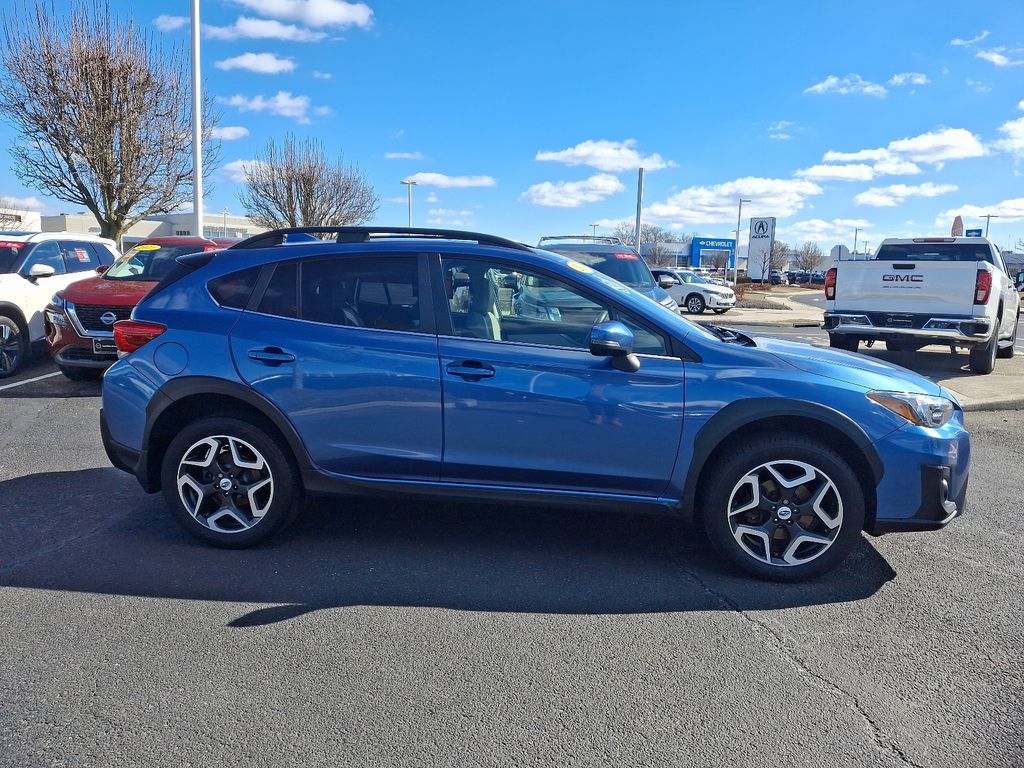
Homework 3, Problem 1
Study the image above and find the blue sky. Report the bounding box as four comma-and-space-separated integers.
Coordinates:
1, 0, 1023, 252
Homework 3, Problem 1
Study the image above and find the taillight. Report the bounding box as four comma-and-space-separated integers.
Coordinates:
113, 319, 166, 353
824, 268, 837, 300
974, 270, 992, 305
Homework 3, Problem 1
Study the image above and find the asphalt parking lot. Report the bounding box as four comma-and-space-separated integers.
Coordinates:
1, 349, 1022, 767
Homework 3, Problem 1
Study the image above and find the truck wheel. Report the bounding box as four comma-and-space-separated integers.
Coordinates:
685, 294, 706, 314
160, 417, 302, 548
828, 334, 858, 352
59, 365, 102, 382
0, 315, 28, 379
996, 315, 1018, 359
700, 433, 865, 581
968, 332, 998, 374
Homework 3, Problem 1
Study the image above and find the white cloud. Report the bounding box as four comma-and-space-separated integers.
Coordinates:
796, 163, 876, 182
535, 139, 674, 172
425, 218, 471, 227
232, 0, 373, 29
888, 72, 929, 86
935, 198, 1024, 225
769, 133, 792, 141
223, 159, 266, 183
995, 116, 1024, 157
0, 195, 47, 212
822, 147, 890, 163
215, 53, 295, 74
1019, 100, 1024, 110
521, 174, 624, 208
769, 120, 795, 132
888, 127, 986, 162
211, 126, 250, 140
872, 157, 922, 176
646, 177, 823, 225
428, 208, 473, 217
966, 79, 992, 93
405, 172, 496, 188
785, 218, 873, 243
855, 182, 959, 208
312, 70, 332, 79
977, 48, 1024, 67
154, 15, 188, 32
204, 16, 327, 41
424, 192, 438, 203
384, 151, 425, 160
804, 74, 887, 98
220, 91, 317, 123
951, 31, 989, 46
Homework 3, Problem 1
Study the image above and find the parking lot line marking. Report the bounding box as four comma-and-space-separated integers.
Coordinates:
0, 371, 62, 392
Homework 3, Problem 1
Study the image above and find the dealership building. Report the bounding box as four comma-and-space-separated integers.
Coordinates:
639, 237, 741, 270
38, 210, 263, 243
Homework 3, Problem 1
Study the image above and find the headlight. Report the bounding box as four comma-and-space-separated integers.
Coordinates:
51, 293, 66, 309
867, 391, 954, 428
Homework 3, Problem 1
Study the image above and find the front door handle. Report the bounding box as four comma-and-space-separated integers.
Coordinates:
445, 360, 495, 380
248, 347, 296, 366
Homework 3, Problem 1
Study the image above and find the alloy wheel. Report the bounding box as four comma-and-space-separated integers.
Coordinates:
727, 459, 843, 567
176, 435, 275, 533
0, 321, 23, 376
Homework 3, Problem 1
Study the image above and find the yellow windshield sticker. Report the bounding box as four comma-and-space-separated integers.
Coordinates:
566, 260, 595, 274
133, 244, 161, 251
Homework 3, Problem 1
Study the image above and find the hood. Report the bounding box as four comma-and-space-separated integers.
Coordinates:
754, 335, 943, 396
646, 286, 672, 303
60, 275, 157, 305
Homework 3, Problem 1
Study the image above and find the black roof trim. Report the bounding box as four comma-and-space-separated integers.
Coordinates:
229, 226, 533, 252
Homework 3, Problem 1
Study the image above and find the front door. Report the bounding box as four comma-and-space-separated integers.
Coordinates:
229, 253, 443, 480
17, 241, 83, 340
436, 256, 684, 497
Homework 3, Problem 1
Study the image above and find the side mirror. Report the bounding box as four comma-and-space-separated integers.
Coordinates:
589, 321, 640, 372
657, 275, 676, 289
96, 264, 109, 274
26, 264, 56, 279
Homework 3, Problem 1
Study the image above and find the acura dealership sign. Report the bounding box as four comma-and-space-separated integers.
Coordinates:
747, 217, 776, 279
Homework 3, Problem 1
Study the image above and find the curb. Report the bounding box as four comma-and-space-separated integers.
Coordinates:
960, 397, 1024, 413
721, 319, 823, 329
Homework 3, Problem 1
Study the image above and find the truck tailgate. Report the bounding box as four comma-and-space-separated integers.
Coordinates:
835, 261, 978, 316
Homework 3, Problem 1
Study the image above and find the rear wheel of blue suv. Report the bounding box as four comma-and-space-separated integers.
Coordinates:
100, 226, 971, 581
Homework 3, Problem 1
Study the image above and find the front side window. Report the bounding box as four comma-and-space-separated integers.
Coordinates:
21, 241, 65, 275
300, 255, 421, 332
61, 241, 101, 273
440, 257, 667, 356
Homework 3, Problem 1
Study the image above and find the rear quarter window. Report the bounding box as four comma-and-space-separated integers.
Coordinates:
208, 266, 262, 310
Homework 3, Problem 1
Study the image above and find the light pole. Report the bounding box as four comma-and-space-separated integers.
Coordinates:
590, 223, 599, 238
190, 0, 203, 238
863, 241, 871, 256
733, 198, 751, 285
400, 179, 418, 227
853, 227, 859, 256
983, 214, 999, 237
222, 207, 229, 237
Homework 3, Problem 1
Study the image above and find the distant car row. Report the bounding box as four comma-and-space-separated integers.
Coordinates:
767, 269, 826, 286
0, 232, 236, 378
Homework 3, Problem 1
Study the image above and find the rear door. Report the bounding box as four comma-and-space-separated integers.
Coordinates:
228, 252, 443, 480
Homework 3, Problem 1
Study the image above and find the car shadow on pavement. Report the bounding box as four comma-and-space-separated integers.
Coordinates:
0, 468, 897, 627
859, 345, 992, 380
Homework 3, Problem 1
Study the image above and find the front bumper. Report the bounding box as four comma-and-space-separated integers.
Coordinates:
706, 294, 736, 309
45, 307, 118, 369
824, 311, 991, 346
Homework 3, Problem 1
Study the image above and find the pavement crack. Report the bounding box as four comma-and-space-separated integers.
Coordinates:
678, 564, 926, 768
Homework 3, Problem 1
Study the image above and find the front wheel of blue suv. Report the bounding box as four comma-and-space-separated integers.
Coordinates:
701, 434, 866, 581
160, 417, 302, 548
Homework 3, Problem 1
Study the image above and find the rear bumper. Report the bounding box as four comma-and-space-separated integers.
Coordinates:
824, 311, 991, 346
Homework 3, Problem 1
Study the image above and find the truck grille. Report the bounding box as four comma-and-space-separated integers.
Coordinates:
73, 304, 132, 332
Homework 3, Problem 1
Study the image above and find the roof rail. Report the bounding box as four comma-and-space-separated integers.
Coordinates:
229, 226, 533, 252
537, 235, 626, 246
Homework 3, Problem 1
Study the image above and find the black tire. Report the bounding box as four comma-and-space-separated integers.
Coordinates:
58, 364, 102, 381
685, 294, 706, 314
968, 330, 998, 374
712, 308, 729, 315
0, 314, 28, 379
160, 417, 302, 548
996, 315, 1017, 359
828, 334, 858, 352
700, 434, 865, 581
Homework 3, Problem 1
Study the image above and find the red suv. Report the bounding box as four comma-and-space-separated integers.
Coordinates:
46, 237, 232, 380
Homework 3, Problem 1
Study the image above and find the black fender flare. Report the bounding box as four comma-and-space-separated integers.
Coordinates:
680, 398, 884, 512
0, 301, 28, 328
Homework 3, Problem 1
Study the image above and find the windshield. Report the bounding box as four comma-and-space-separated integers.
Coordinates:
0, 242, 26, 274
678, 271, 709, 284
547, 248, 655, 291
105, 243, 212, 281
875, 243, 994, 264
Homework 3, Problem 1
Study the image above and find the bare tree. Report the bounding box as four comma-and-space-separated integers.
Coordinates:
610, 220, 687, 248
705, 250, 730, 271
0, 199, 29, 230
0, 0, 218, 242
239, 135, 379, 228
759, 239, 790, 283
792, 241, 825, 272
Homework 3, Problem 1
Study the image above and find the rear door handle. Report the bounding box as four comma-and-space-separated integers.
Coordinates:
248, 347, 296, 366
445, 361, 495, 380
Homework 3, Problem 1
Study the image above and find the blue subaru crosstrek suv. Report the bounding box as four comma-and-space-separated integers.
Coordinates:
100, 227, 970, 581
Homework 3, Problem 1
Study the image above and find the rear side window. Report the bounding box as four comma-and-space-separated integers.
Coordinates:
208, 266, 262, 310
258, 262, 299, 318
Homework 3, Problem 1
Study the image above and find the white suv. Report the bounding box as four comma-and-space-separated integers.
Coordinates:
0, 231, 119, 377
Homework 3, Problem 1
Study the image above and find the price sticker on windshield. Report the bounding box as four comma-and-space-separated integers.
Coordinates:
133, 244, 160, 251
566, 260, 595, 274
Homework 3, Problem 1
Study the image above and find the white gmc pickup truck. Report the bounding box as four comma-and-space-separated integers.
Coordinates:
823, 237, 1020, 374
